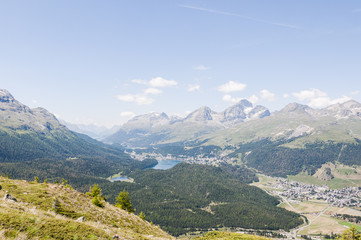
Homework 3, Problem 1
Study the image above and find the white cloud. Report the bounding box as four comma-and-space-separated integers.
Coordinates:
283, 93, 289, 98
222, 94, 243, 103
293, 88, 327, 101
331, 96, 352, 105
131, 77, 178, 88
260, 89, 275, 101
120, 112, 136, 118
116, 94, 154, 105
122, 77, 177, 105
293, 88, 351, 108
218, 81, 247, 93
131, 79, 148, 85
195, 65, 209, 71
187, 84, 200, 92
144, 88, 163, 95
149, 77, 178, 87
116, 94, 135, 102
248, 94, 259, 104
351, 90, 360, 95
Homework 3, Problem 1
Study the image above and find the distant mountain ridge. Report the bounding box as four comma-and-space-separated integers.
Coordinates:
105, 99, 271, 147
61, 120, 120, 140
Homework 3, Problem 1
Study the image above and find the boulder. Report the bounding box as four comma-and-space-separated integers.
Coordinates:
4, 192, 17, 202
76, 216, 85, 222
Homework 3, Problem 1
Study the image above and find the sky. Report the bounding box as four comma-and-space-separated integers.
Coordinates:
1, 1, 361, 127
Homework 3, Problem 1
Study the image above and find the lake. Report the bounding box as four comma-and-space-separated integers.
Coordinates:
110, 160, 182, 181
150, 160, 182, 170
110, 176, 130, 181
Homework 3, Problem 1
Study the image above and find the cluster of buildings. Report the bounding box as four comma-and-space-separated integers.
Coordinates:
126, 151, 233, 166
272, 179, 361, 208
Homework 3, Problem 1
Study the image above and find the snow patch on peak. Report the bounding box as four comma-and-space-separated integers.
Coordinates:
244, 107, 253, 114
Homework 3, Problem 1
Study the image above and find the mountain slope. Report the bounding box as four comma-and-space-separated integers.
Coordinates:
0, 89, 157, 188
0, 89, 126, 161
0, 176, 172, 240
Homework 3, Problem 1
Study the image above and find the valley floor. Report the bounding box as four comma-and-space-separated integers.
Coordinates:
252, 174, 361, 239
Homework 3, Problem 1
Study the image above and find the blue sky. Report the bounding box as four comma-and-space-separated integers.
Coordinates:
1, 1, 361, 127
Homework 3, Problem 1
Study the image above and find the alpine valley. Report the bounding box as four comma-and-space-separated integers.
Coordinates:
2, 88, 361, 239
104, 97, 361, 178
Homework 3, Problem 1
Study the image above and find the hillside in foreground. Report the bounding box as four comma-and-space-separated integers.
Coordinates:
0, 176, 173, 240
194, 231, 270, 240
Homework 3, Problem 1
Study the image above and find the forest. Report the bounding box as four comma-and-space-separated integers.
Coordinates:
100, 163, 303, 236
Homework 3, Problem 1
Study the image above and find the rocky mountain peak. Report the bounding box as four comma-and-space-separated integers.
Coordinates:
249, 105, 271, 119
238, 99, 253, 108
0, 89, 64, 133
339, 100, 361, 109
0, 89, 15, 103
323, 100, 361, 118
122, 112, 170, 131
185, 106, 216, 122
280, 103, 311, 113
221, 100, 270, 125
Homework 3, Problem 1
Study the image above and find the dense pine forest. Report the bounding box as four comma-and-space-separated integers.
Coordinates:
101, 163, 303, 236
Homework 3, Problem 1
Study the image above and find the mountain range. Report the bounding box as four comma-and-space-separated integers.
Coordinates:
204, 100, 361, 148
104, 99, 271, 147
97, 95, 361, 178
104, 97, 361, 150
5, 85, 360, 179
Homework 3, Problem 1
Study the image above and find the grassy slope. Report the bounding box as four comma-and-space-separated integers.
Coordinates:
288, 163, 361, 189
0, 177, 173, 240
202, 115, 361, 148
194, 231, 270, 240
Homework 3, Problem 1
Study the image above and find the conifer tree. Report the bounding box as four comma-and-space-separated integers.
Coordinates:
87, 184, 105, 207
139, 211, 146, 220
115, 190, 134, 213
86, 184, 102, 197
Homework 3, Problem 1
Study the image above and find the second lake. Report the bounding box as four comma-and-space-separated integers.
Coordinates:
150, 160, 182, 170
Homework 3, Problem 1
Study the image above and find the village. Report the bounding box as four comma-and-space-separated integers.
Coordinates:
126, 151, 231, 166
271, 178, 361, 208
